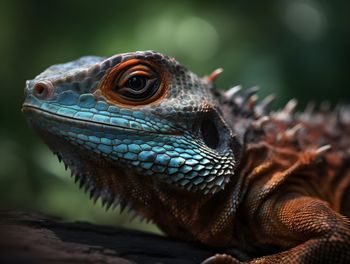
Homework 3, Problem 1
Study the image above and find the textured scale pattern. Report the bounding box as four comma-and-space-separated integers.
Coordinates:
24, 52, 236, 195
22, 51, 350, 263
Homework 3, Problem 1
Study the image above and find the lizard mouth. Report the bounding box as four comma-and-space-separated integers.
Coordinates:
22, 104, 183, 136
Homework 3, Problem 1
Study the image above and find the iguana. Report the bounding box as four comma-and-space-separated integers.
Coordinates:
22, 51, 350, 263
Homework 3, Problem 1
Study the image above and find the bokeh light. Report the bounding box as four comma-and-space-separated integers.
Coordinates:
283, 0, 328, 42
176, 16, 219, 61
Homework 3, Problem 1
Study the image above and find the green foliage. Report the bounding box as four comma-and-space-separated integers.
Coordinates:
0, 0, 349, 233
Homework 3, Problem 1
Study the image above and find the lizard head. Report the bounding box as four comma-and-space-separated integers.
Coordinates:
22, 51, 241, 211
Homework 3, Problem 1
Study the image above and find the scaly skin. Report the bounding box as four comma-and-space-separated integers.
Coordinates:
22, 51, 350, 263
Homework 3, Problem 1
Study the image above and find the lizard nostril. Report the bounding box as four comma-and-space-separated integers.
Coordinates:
33, 81, 54, 100
201, 119, 220, 149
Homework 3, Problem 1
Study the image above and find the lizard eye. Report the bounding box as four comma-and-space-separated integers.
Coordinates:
115, 64, 160, 102
100, 59, 167, 106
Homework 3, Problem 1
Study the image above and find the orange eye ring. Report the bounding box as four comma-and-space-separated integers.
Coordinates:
99, 59, 168, 107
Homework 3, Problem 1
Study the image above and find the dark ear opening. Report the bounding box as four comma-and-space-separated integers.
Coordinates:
200, 119, 220, 149
199, 111, 242, 163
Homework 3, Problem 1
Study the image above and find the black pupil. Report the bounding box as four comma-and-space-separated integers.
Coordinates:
127, 76, 146, 91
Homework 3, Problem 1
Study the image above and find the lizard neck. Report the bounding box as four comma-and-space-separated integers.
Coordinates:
148, 177, 244, 246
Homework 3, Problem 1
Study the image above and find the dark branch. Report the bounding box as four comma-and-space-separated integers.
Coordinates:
0, 211, 223, 264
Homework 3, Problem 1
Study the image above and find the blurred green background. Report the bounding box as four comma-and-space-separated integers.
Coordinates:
0, 0, 349, 234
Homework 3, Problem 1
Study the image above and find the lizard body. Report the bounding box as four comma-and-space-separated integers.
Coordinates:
22, 51, 350, 263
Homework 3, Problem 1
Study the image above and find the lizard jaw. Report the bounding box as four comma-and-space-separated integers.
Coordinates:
27, 121, 155, 221
22, 105, 183, 136
24, 105, 237, 195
